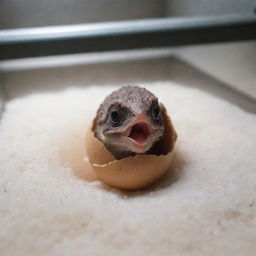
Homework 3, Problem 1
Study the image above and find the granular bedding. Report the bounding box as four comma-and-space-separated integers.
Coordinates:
0, 82, 255, 256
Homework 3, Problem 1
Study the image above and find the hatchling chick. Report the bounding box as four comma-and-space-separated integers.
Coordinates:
94, 86, 165, 159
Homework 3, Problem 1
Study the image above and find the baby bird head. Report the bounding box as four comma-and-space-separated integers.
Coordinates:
95, 86, 165, 159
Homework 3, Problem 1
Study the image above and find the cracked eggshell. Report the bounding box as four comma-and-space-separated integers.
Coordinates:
85, 104, 177, 190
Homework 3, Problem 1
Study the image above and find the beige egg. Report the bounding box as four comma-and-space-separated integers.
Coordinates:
85, 104, 177, 190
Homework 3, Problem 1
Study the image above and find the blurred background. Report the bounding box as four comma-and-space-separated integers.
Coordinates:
0, 0, 255, 110
0, 0, 254, 28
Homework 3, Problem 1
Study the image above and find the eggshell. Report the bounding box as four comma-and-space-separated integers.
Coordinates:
85, 104, 177, 190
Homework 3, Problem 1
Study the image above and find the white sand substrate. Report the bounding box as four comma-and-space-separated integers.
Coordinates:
0, 82, 256, 256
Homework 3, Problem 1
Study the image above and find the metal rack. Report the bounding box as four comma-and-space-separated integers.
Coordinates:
0, 14, 256, 117
0, 14, 256, 60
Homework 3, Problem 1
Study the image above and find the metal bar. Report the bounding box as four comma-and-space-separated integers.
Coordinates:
0, 14, 255, 60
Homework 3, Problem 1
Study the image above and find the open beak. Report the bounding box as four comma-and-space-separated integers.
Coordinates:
105, 114, 156, 153
121, 114, 154, 153
127, 122, 150, 144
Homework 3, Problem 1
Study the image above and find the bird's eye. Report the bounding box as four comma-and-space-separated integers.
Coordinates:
109, 105, 125, 126
154, 105, 160, 118
110, 110, 120, 123
151, 102, 161, 120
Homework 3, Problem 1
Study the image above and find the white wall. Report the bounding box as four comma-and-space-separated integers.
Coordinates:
167, 0, 256, 98
0, 0, 165, 29
0, 75, 5, 116
166, 0, 255, 16
175, 41, 256, 98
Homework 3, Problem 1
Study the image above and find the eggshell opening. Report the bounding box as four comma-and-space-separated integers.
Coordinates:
85, 104, 177, 190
